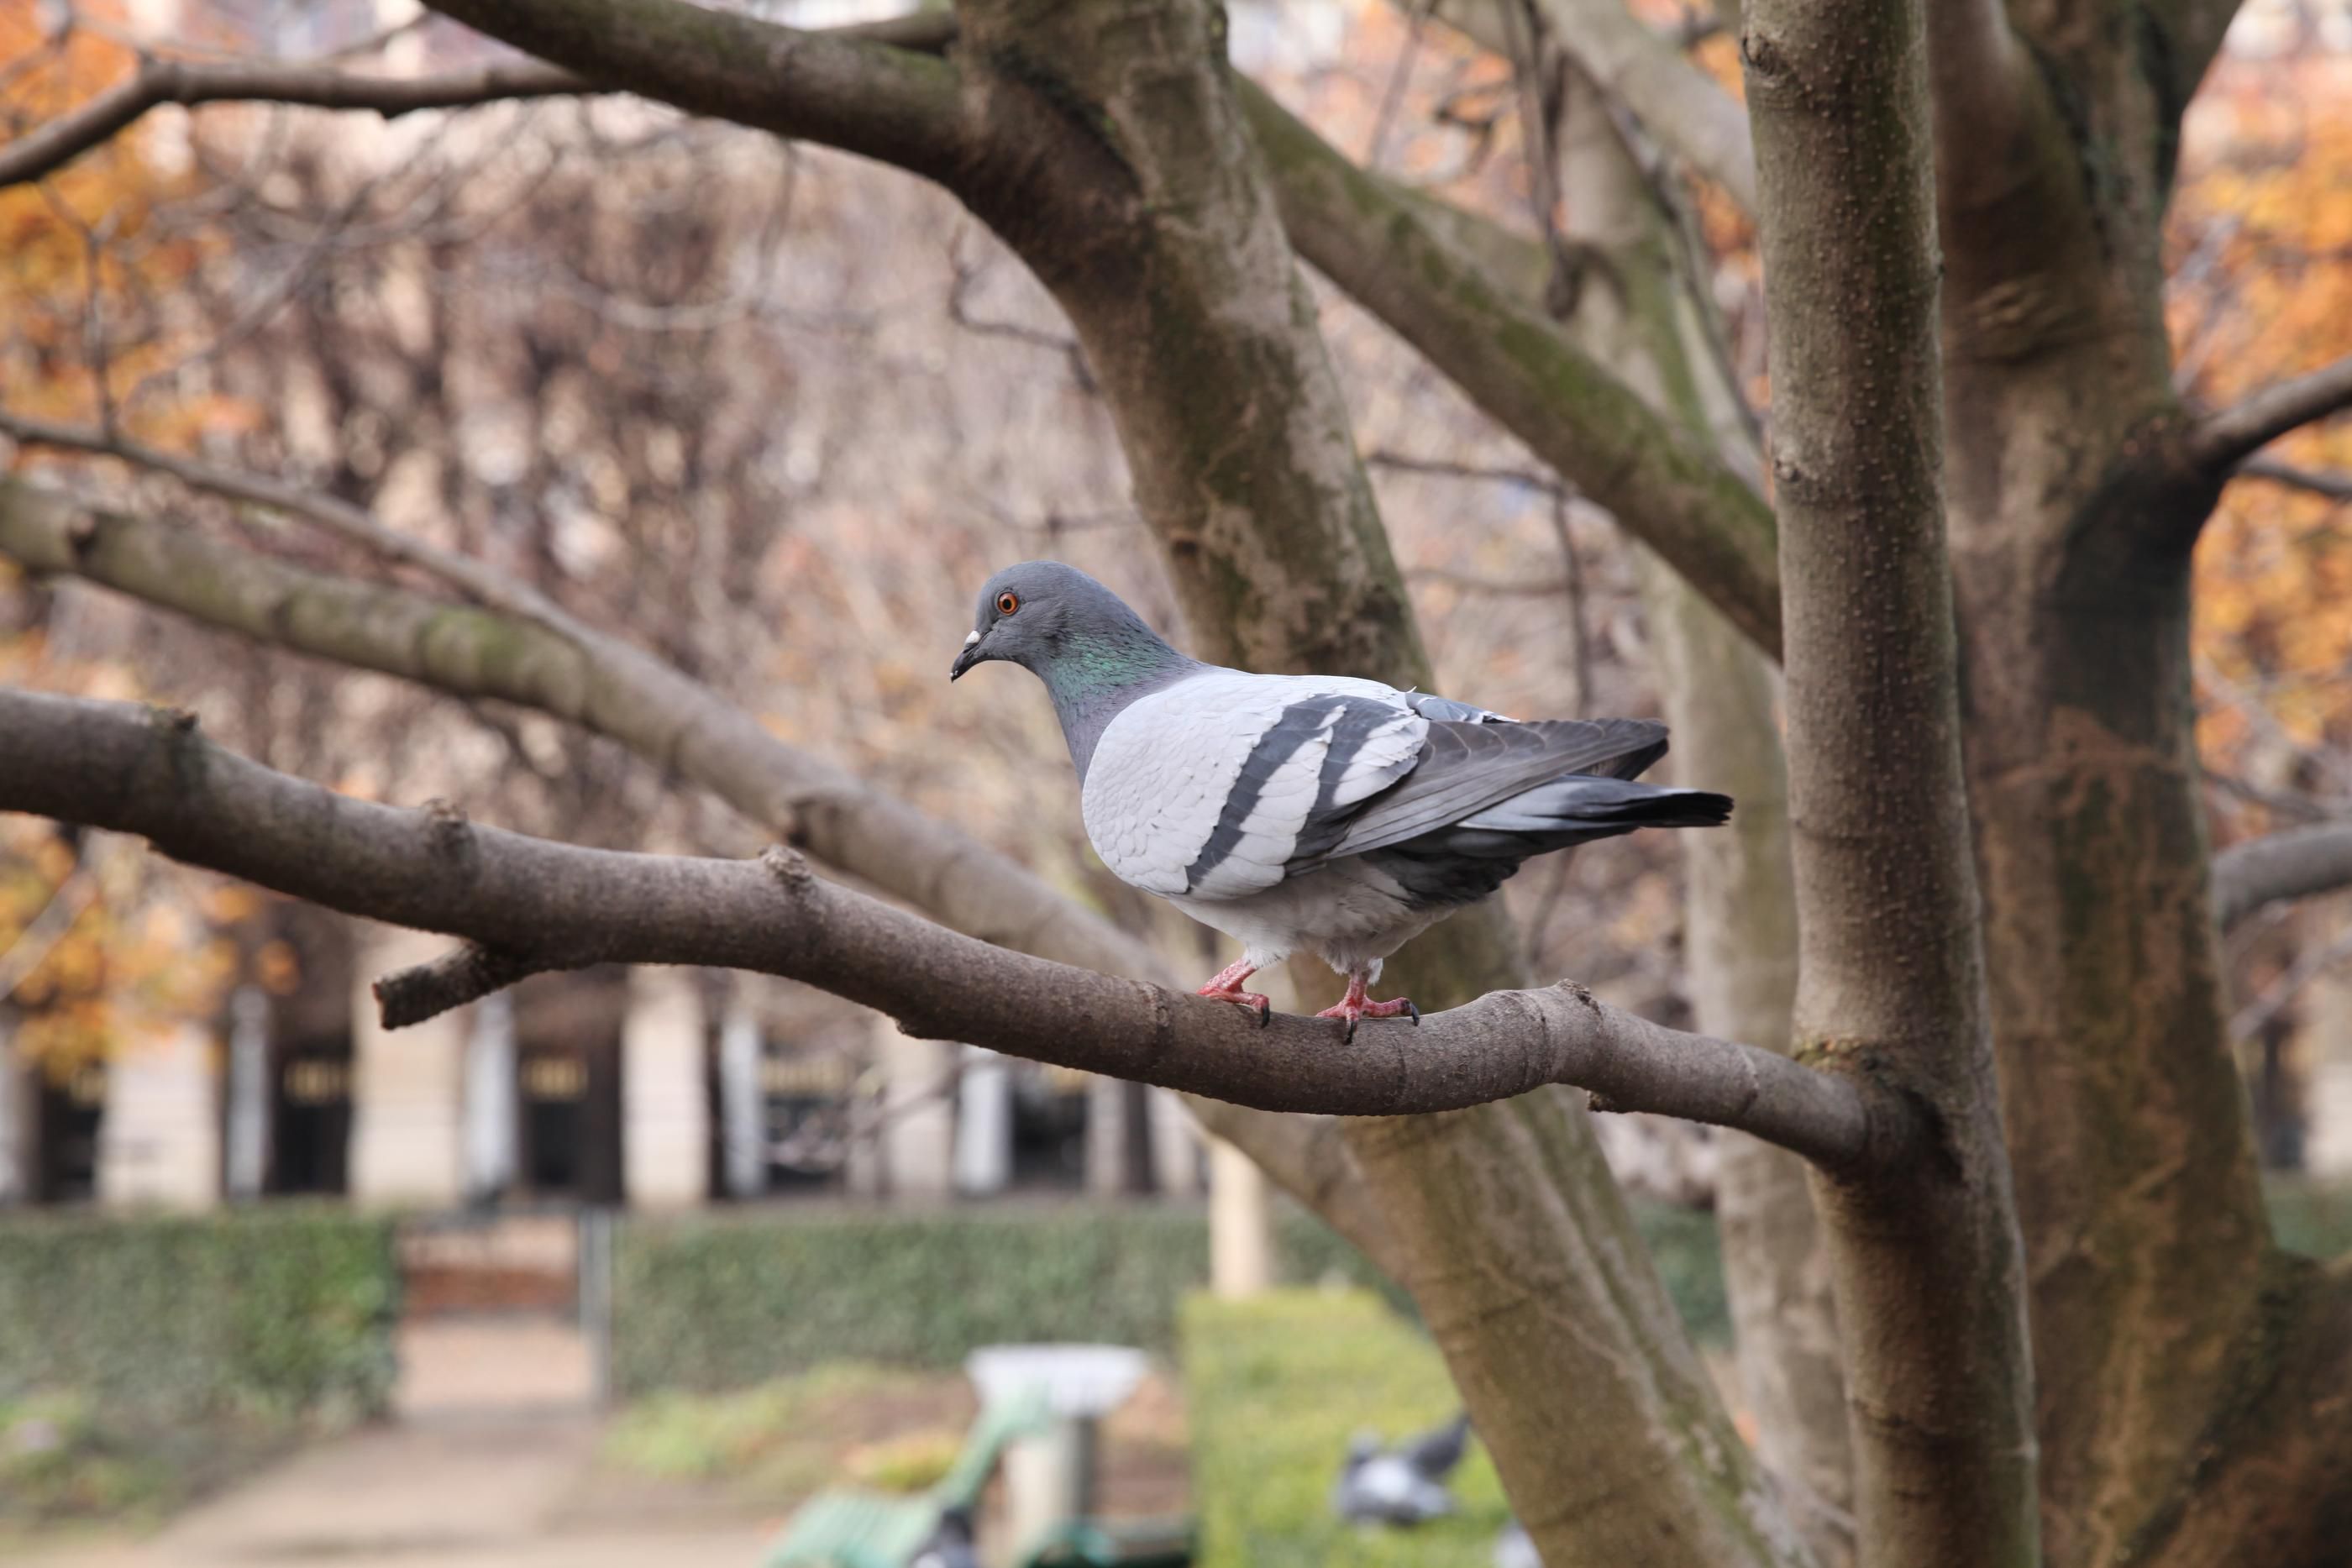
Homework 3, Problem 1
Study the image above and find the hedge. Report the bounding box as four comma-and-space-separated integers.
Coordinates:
1183, 1289, 1510, 1568
607, 1199, 1730, 1398
0, 1208, 400, 1426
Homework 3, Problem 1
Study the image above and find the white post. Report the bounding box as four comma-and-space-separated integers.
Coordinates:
953, 1046, 1013, 1196
719, 996, 766, 1199
2302, 902, 2352, 1177
223, 985, 270, 1200
1149, 1088, 1204, 1196
873, 1023, 956, 1198
622, 967, 710, 1209
1208, 1137, 1273, 1298
463, 990, 518, 1203
0, 1016, 22, 1205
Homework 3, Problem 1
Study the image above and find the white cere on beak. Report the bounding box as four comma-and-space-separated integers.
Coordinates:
963, 630, 982, 647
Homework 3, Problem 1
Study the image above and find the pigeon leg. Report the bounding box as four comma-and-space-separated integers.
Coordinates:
1315, 970, 1421, 1042
1196, 957, 1273, 1026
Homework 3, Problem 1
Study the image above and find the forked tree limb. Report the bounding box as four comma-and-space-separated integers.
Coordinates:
0, 686, 1901, 1170
2190, 354, 2352, 474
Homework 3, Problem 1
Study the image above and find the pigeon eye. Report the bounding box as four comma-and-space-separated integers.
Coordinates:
996, 592, 1020, 616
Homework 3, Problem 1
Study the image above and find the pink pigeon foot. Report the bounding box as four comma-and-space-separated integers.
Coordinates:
1197, 957, 1272, 1026
1316, 971, 1421, 1041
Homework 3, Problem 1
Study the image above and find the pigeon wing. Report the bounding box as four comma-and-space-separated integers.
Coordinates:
1298, 716, 1670, 868
1082, 671, 1427, 899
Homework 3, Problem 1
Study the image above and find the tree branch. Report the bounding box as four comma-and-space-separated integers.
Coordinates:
2237, 458, 2352, 503
2213, 821, 2352, 934
0, 55, 590, 190
0, 410, 583, 637
1241, 79, 1783, 658
0, 474, 1378, 1262
2190, 354, 2352, 475
1744, 0, 2040, 1558
0, 685, 1893, 1167
1520, 0, 1756, 214
424, 0, 968, 184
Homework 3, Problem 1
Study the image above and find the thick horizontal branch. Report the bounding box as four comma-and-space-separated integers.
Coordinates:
0, 54, 591, 189
425, 0, 968, 184
2189, 354, 2352, 474
0, 477, 1389, 1261
0, 686, 1896, 1168
2213, 821, 2352, 933
1241, 80, 1784, 658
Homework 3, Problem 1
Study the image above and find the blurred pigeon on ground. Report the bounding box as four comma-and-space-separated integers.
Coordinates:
910, 1504, 978, 1568
1494, 1518, 1541, 1568
950, 562, 1732, 1033
1331, 1413, 1475, 1526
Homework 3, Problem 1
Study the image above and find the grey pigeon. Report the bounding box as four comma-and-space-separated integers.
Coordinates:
950, 562, 1732, 1031
910, 1504, 978, 1568
1331, 1413, 1473, 1526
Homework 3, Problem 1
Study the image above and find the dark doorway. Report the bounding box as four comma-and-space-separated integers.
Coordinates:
272, 1042, 352, 1195
514, 970, 626, 1206
34, 1060, 104, 1204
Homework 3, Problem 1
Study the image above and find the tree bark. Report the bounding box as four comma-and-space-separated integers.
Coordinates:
1540, 62, 1856, 1560
1742, 1, 2041, 1562
1920, 5, 2288, 1557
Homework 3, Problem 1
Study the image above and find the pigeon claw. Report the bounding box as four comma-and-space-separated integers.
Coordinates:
1315, 994, 1420, 1042
1199, 982, 1274, 1025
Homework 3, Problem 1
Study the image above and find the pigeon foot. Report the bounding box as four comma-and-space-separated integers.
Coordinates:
1317, 973, 1421, 1042
1197, 958, 1273, 1027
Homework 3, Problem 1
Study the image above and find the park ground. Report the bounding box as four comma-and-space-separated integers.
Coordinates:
8, 1314, 1189, 1568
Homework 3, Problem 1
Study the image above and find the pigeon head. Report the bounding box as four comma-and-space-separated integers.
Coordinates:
950, 561, 1200, 778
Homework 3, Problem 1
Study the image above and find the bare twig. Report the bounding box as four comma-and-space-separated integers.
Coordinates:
0, 54, 592, 190
2237, 457, 2352, 503
0, 685, 1898, 1170
0, 866, 98, 1003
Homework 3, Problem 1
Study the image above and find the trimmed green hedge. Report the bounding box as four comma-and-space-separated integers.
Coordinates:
1184, 1289, 1509, 1568
0, 1209, 400, 1425
608, 1200, 1731, 1397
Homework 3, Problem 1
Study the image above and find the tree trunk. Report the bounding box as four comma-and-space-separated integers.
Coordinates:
946, 3, 1806, 1560
1742, 0, 2042, 1561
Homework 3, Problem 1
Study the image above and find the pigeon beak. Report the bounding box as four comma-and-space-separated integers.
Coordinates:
949, 630, 985, 682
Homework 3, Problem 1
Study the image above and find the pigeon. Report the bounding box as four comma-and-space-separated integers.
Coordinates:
910, 1504, 979, 1568
949, 562, 1732, 1032
1331, 1413, 1474, 1526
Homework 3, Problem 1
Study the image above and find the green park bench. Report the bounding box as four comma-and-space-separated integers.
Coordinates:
764, 1382, 1052, 1568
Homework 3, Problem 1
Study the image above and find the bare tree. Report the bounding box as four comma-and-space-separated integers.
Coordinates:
6, 3, 2352, 1566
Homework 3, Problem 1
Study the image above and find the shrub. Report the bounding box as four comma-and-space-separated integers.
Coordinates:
1182, 1289, 1510, 1568
607, 1199, 1728, 1398
0, 1208, 400, 1426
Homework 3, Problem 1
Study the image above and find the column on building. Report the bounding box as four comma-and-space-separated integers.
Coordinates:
2303, 899, 2352, 1177
622, 967, 709, 1209
0, 1014, 22, 1204
98, 1021, 220, 1209
850, 1019, 956, 1199
717, 993, 766, 1200
953, 1046, 1013, 1197
222, 985, 270, 1201
462, 991, 518, 1204
350, 925, 465, 1207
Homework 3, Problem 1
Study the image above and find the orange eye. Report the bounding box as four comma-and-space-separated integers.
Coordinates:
996, 592, 1020, 615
